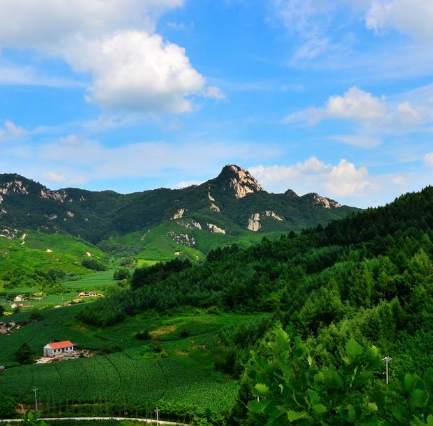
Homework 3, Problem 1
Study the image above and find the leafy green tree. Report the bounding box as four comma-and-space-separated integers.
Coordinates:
15, 343, 35, 365
0, 393, 16, 418
113, 268, 131, 281
246, 326, 385, 425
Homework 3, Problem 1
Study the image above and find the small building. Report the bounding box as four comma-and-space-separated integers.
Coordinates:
0, 366, 5, 373
43, 341, 76, 357
14, 295, 25, 302
0, 324, 8, 335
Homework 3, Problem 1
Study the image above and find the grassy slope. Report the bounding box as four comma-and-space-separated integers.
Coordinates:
0, 231, 106, 282
102, 219, 285, 263
0, 306, 260, 413
61, 270, 117, 290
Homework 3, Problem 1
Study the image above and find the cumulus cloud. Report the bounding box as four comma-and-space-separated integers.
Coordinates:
366, 0, 433, 40
0, 0, 183, 47
324, 159, 373, 197
283, 86, 432, 142
250, 157, 377, 199
65, 31, 206, 113
325, 87, 386, 121
0, 0, 220, 113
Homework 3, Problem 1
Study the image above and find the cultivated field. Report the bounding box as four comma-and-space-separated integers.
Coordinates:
0, 306, 255, 415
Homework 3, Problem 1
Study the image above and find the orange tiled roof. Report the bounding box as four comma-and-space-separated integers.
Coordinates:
47, 341, 75, 349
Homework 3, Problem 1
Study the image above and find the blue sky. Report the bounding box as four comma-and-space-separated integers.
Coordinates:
0, 0, 432, 207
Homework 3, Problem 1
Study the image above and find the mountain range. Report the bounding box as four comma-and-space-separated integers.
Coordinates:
0, 165, 357, 270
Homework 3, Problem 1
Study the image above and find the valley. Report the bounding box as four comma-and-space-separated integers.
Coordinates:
2, 169, 433, 424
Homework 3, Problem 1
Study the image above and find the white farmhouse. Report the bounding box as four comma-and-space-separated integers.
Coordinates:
43, 341, 76, 357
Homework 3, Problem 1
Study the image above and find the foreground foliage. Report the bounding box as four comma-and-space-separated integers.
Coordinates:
247, 327, 433, 426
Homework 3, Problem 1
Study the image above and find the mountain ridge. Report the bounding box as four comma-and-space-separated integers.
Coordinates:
0, 166, 358, 261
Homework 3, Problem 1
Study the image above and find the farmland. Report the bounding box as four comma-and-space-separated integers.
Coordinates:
61, 271, 117, 290
0, 305, 256, 416
1, 353, 237, 413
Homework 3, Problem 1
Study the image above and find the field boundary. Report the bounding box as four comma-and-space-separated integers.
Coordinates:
0, 417, 188, 425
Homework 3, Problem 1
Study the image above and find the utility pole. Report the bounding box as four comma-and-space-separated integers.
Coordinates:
155, 407, 160, 426
33, 387, 38, 411
382, 356, 392, 385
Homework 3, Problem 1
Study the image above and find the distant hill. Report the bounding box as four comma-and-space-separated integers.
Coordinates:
0, 165, 358, 272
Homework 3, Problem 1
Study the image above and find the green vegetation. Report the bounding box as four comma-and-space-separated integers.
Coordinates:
61, 271, 117, 290
4, 176, 433, 423
0, 305, 260, 419
0, 392, 16, 418
246, 326, 433, 425
73, 185, 433, 423
0, 231, 107, 290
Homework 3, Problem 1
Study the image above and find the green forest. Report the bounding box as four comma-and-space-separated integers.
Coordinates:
76, 186, 433, 424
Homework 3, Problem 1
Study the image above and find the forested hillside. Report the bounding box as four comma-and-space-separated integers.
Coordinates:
80, 185, 433, 423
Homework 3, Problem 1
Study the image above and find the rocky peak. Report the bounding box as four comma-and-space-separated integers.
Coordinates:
302, 193, 342, 209
284, 189, 299, 198
214, 165, 263, 199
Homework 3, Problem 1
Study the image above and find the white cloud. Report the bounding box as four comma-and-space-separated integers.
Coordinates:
284, 86, 431, 139
0, 63, 85, 87
0, 0, 221, 113
366, 0, 433, 40
324, 159, 373, 197
250, 157, 376, 199
204, 86, 227, 100
177, 180, 203, 188
42, 172, 67, 183
424, 152, 433, 168
0, 0, 183, 48
0, 120, 26, 141
65, 31, 205, 113
1, 135, 280, 187
325, 87, 386, 121
330, 135, 382, 148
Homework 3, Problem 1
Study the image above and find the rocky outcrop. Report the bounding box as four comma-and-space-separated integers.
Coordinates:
207, 223, 226, 234
1, 180, 29, 196
0, 228, 18, 239
210, 203, 221, 213
167, 231, 196, 246
172, 208, 186, 220
40, 189, 68, 203
215, 165, 263, 199
303, 193, 342, 209
178, 219, 202, 230
264, 211, 284, 221
248, 213, 261, 232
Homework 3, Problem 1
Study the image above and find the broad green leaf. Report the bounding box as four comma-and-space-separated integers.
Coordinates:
346, 340, 363, 357
404, 374, 420, 393
248, 400, 266, 414
410, 389, 429, 408
288, 410, 309, 422
255, 383, 271, 396
312, 404, 327, 416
